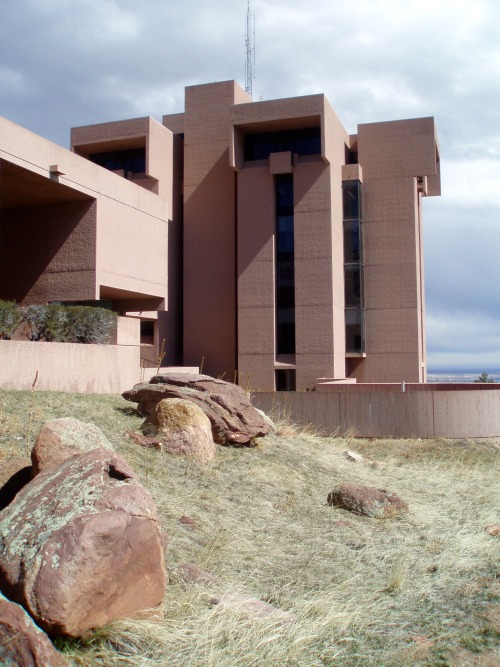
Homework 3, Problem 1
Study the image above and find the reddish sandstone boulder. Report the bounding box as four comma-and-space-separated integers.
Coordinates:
31, 417, 114, 476
327, 483, 408, 519
153, 398, 216, 463
0, 449, 167, 637
123, 373, 271, 446
0, 592, 68, 666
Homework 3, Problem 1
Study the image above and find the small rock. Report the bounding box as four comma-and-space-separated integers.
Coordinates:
334, 519, 354, 528
126, 430, 162, 449
178, 562, 218, 586
178, 515, 197, 528
344, 450, 382, 469
0, 591, 68, 666
327, 483, 408, 519
344, 450, 364, 464
210, 591, 296, 622
31, 417, 114, 476
485, 525, 500, 537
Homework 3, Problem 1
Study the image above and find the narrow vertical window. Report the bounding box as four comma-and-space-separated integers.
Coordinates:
343, 180, 365, 353
275, 174, 295, 355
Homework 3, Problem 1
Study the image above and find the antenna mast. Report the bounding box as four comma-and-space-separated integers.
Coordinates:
245, 1, 255, 98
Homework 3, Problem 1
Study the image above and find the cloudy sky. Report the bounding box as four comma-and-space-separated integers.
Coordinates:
1, 0, 499, 372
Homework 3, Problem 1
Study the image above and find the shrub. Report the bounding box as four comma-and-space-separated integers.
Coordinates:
44, 305, 70, 342
64, 306, 117, 344
2, 302, 117, 344
0, 300, 23, 340
474, 372, 495, 383
23, 304, 48, 341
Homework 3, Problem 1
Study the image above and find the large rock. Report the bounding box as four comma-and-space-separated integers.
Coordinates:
0, 455, 31, 511
152, 398, 216, 463
327, 483, 408, 519
0, 592, 68, 666
31, 417, 114, 476
123, 373, 272, 446
0, 449, 167, 637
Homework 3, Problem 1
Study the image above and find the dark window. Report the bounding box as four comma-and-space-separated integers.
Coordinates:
244, 127, 321, 161
275, 369, 296, 391
89, 148, 146, 178
343, 180, 365, 353
345, 308, 365, 353
344, 265, 363, 307
276, 174, 295, 355
342, 180, 362, 219
344, 218, 362, 262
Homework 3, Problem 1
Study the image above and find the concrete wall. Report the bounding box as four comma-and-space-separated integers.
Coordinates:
237, 165, 276, 390
252, 386, 500, 438
353, 117, 440, 383
0, 340, 141, 394
0, 200, 97, 304
181, 81, 251, 379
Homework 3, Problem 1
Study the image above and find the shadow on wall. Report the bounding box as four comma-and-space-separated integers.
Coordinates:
0, 200, 96, 305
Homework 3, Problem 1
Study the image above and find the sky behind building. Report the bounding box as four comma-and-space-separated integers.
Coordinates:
1, 0, 499, 371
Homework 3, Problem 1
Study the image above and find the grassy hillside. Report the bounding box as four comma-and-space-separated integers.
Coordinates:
0, 389, 498, 666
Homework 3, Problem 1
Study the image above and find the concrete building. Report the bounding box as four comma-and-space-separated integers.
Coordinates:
0, 80, 440, 390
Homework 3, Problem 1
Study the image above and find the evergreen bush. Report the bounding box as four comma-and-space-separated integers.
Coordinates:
64, 306, 117, 344
0, 300, 23, 340
4, 302, 117, 344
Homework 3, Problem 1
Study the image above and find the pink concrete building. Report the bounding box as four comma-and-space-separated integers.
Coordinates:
0, 80, 440, 390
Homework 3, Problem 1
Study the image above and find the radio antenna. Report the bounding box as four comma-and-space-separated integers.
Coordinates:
245, 1, 255, 98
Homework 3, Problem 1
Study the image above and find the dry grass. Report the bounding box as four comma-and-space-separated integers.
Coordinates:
0, 389, 499, 666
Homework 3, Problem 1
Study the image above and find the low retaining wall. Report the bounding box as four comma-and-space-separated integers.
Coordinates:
252, 385, 500, 438
0, 340, 142, 394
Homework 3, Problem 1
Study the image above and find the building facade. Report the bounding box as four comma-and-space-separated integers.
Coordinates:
0, 80, 440, 390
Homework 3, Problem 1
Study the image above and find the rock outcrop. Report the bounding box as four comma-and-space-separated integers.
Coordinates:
0, 449, 167, 637
0, 592, 68, 666
123, 373, 272, 446
327, 483, 408, 519
31, 417, 114, 476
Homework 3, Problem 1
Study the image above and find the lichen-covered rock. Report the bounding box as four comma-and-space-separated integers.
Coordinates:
151, 398, 216, 463
31, 417, 114, 476
123, 373, 271, 446
0, 592, 68, 666
0, 456, 31, 511
327, 483, 408, 519
0, 449, 167, 637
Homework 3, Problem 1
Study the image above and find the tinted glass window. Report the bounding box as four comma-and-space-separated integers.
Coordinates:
343, 181, 361, 219
244, 127, 321, 161
89, 148, 146, 177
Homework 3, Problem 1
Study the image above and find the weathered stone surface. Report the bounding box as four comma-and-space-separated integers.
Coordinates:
344, 450, 382, 469
122, 373, 271, 446
179, 562, 218, 586
0, 591, 68, 666
152, 398, 216, 463
0, 456, 31, 511
327, 483, 408, 519
31, 417, 114, 476
210, 591, 296, 622
0, 449, 167, 637
178, 515, 197, 528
